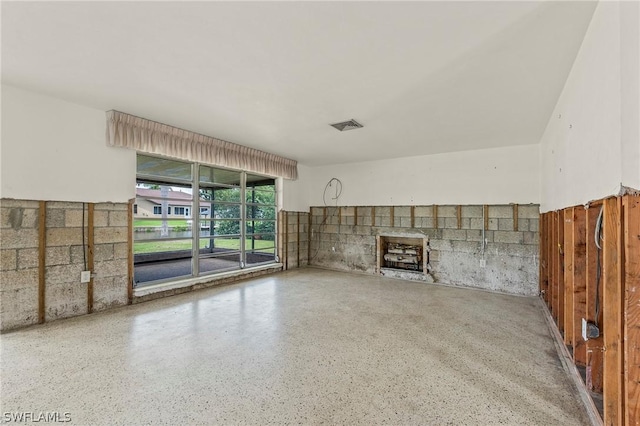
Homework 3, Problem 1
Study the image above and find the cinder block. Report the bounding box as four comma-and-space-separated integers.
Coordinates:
94, 226, 128, 244
46, 227, 83, 246
1, 250, 17, 271
95, 203, 128, 211
498, 219, 514, 231
444, 218, 458, 229
95, 244, 115, 262
519, 204, 540, 219
47, 201, 81, 209
493, 231, 523, 244
489, 243, 537, 258
45, 246, 71, 266
488, 205, 513, 219
353, 226, 372, 236
488, 218, 498, 231
339, 225, 353, 235
92, 276, 128, 312
0, 208, 13, 229
442, 229, 467, 241
45, 263, 84, 285
462, 205, 484, 218
460, 219, 471, 229
45, 281, 87, 321
418, 217, 434, 228
422, 228, 442, 239
94, 211, 109, 227
400, 217, 412, 228
95, 259, 128, 278
484, 230, 494, 243
70, 245, 86, 264
523, 231, 540, 245
430, 239, 453, 251
0, 287, 39, 331
517, 219, 530, 232
21, 208, 40, 229
324, 224, 337, 234
466, 229, 483, 242
46, 208, 66, 228
379, 216, 391, 227
1, 207, 38, 230
1, 228, 39, 249
469, 218, 484, 230
529, 219, 539, 232
108, 210, 129, 227
0, 199, 40, 208
64, 209, 85, 227
452, 240, 481, 254
438, 205, 457, 218
414, 206, 433, 217
377, 206, 391, 217
395, 206, 411, 217
0, 269, 38, 291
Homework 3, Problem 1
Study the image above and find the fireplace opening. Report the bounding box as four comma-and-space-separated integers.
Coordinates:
377, 234, 430, 274
384, 242, 423, 271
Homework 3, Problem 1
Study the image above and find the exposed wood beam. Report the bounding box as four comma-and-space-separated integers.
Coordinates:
586, 203, 604, 393
564, 208, 574, 346
38, 201, 46, 324
623, 195, 640, 426
573, 207, 588, 366
602, 197, 623, 425
87, 203, 95, 314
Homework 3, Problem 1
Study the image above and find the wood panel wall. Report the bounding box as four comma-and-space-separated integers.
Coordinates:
540, 195, 640, 426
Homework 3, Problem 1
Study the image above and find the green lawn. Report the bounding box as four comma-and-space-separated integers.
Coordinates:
134, 238, 275, 254
134, 219, 190, 227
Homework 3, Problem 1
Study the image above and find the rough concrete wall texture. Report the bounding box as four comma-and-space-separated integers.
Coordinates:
309, 204, 539, 296
0, 199, 41, 330
0, 199, 129, 331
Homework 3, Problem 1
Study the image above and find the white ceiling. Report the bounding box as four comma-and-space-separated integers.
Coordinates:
2, 1, 596, 167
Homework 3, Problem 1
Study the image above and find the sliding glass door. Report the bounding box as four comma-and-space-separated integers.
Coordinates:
133, 154, 277, 287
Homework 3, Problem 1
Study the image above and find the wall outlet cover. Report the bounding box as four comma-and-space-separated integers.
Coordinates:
81, 271, 91, 283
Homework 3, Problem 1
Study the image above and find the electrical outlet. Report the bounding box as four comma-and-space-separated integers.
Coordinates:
81, 271, 91, 283
479, 259, 486, 268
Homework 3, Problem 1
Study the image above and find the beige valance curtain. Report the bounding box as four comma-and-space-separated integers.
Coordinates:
106, 110, 298, 180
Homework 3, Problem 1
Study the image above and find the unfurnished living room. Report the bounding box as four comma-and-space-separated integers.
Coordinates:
1, 1, 639, 425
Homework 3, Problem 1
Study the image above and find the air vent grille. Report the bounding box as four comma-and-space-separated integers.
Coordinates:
330, 119, 363, 132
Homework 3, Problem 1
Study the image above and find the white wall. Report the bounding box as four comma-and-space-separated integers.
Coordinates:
620, 1, 640, 191
299, 144, 539, 207
1, 85, 136, 202
282, 164, 312, 211
540, 1, 640, 212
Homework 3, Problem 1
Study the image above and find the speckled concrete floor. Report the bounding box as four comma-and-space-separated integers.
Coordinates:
1, 268, 589, 425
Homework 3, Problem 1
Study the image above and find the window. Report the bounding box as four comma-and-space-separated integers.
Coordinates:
134, 154, 278, 287
133, 204, 138, 214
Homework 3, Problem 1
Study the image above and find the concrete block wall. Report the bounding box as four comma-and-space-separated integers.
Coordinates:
1, 199, 40, 330
1, 199, 129, 331
308, 204, 540, 295
280, 211, 310, 269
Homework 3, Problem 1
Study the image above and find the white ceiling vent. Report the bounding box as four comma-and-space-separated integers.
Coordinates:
330, 119, 363, 132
